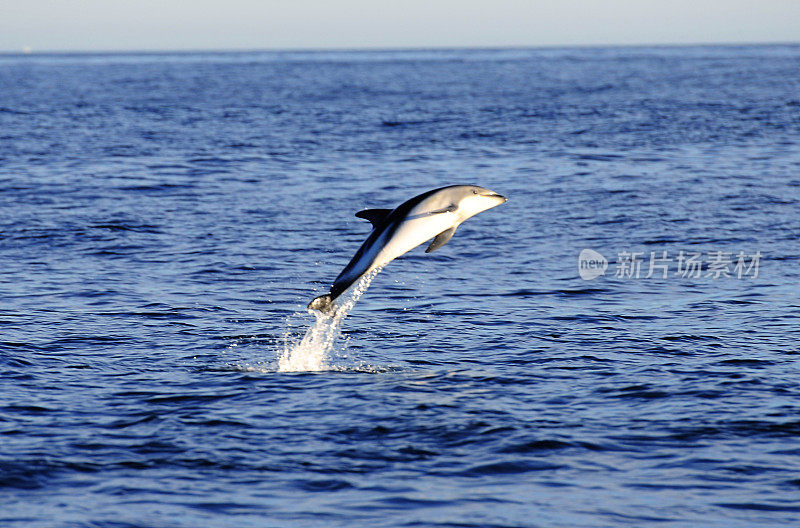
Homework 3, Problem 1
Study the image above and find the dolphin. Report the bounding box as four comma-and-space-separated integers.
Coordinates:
308, 185, 507, 314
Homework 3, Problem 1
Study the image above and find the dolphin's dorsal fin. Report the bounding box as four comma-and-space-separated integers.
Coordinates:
355, 208, 392, 228
425, 227, 457, 253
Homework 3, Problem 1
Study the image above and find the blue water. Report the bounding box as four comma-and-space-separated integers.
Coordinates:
2, 45, 800, 527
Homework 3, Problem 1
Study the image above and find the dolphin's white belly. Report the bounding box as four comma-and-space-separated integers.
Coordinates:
371, 212, 457, 269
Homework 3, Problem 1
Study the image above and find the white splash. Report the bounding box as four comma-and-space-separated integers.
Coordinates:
277, 269, 381, 372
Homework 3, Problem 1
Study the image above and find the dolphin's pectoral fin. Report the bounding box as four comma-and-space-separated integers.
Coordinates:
355, 209, 393, 228
425, 227, 457, 253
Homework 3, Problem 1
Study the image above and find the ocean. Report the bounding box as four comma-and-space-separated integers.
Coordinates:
1, 45, 799, 527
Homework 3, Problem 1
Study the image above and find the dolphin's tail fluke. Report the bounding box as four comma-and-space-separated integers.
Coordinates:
308, 294, 336, 315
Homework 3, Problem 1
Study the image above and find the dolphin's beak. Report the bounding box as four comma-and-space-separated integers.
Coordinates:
483, 192, 507, 203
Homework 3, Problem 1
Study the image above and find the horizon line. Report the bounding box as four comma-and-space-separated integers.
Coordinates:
2, 40, 798, 56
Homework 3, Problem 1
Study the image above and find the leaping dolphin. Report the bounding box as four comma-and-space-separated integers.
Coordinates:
308, 185, 507, 314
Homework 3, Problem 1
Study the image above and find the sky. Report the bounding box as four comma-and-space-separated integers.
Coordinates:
1, 0, 798, 52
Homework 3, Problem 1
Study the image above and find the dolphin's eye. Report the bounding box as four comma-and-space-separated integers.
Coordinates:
472, 190, 477, 194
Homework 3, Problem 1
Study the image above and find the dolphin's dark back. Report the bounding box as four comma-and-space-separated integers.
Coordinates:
328, 187, 448, 300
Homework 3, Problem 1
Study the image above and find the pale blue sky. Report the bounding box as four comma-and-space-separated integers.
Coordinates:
1, 0, 798, 52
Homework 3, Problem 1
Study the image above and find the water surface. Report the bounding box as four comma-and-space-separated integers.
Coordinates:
1, 45, 800, 527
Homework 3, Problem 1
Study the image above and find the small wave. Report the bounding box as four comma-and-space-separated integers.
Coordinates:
458, 460, 563, 476
228, 362, 396, 375
660, 334, 718, 342
573, 152, 624, 161
498, 439, 573, 453
380, 117, 453, 127
145, 393, 238, 405
295, 478, 354, 492
89, 223, 161, 233
556, 288, 610, 296
717, 358, 775, 367
718, 502, 800, 512
188, 501, 267, 514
